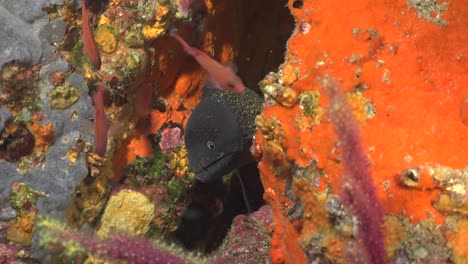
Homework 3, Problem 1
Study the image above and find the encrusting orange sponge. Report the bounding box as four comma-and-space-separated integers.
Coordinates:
254, 0, 468, 263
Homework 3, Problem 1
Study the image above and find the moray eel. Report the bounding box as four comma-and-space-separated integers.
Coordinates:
185, 86, 263, 182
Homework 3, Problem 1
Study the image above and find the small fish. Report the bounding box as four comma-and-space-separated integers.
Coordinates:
80, 0, 101, 70
184, 86, 263, 182
93, 85, 107, 157
170, 33, 245, 93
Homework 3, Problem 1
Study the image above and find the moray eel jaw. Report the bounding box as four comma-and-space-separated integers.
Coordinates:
193, 152, 237, 183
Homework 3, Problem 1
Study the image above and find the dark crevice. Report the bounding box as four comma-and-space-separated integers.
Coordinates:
293, 0, 304, 9
175, 0, 294, 254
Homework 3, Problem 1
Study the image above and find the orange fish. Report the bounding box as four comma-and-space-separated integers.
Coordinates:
170, 33, 245, 93
80, 0, 101, 70
93, 85, 107, 157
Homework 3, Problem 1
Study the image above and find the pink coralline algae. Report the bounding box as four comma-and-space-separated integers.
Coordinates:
178, 0, 195, 16
215, 205, 273, 264
159, 127, 185, 151
0, 244, 23, 263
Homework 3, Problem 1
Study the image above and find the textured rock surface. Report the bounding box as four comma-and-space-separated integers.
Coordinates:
253, 0, 468, 263
0, 0, 59, 68
0, 1, 92, 260
2, 0, 466, 263
216, 205, 273, 264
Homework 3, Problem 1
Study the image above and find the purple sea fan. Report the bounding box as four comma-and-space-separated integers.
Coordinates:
39, 218, 198, 264
322, 77, 386, 264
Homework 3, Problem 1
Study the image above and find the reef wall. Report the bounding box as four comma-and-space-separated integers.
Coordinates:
0, 0, 467, 263
254, 0, 468, 263
0, 0, 291, 262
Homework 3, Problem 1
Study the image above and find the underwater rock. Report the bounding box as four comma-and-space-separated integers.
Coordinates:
0, 64, 41, 112
0, 57, 93, 259
0, 243, 26, 263
39, 18, 67, 44
96, 189, 155, 238
0, 107, 12, 130
159, 127, 184, 152
0, 120, 35, 161
47, 84, 81, 109
216, 205, 273, 264
6, 211, 36, 246
0, 194, 16, 221
0, 0, 60, 69
95, 24, 118, 54
2, 0, 466, 263
123, 147, 196, 235
254, 0, 468, 263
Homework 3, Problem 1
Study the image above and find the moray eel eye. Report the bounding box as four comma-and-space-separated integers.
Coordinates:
206, 141, 216, 151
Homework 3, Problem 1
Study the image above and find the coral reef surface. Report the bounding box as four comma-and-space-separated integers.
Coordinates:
0, 0, 466, 263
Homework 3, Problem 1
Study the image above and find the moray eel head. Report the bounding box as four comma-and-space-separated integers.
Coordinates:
185, 98, 243, 182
